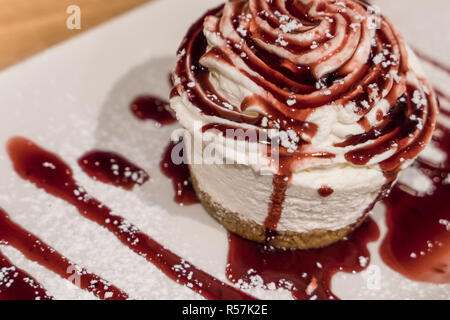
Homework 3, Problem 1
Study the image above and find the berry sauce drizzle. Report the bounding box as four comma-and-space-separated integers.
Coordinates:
380, 122, 450, 283
0, 249, 51, 300
227, 218, 380, 300
264, 175, 289, 232
78, 151, 149, 190
130, 95, 176, 125
0, 208, 128, 300
6, 136, 253, 300
160, 141, 199, 206
128, 93, 198, 205
318, 185, 334, 197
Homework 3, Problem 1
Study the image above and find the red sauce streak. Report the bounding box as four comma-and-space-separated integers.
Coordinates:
342, 82, 437, 185
168, 72, 174, 88
160, 141, 199, 206
318, 185, 334, 197
227, 218, 380, 300
264, 175, 290, 231
0, 250, 51, 300
0, 208, 128, 300
380, 123, 450, 283
78, 151, 149, 190
6, 136, 253, 300
130, 95, 176, 125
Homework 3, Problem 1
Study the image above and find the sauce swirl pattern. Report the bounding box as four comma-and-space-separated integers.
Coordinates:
173, 0, 437, 178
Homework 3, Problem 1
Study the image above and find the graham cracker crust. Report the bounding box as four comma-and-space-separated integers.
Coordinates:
190, 170, 366, 250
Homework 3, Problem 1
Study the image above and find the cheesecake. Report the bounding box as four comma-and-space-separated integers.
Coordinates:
170, 0, 437, 249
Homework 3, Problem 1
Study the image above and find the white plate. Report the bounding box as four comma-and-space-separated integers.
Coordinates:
0, 0, 448, 299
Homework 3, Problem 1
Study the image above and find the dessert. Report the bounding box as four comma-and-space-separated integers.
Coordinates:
171, 0, 438, 249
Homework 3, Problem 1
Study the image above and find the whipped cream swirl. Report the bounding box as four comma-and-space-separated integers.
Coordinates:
172, 0, 437, 180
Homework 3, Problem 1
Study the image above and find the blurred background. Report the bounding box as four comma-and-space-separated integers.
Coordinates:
0, 0, 448, 71
0, 0, 152, 70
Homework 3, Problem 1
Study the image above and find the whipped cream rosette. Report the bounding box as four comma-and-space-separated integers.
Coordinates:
170, 0, 437, 249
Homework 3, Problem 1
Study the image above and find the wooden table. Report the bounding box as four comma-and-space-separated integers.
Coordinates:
0, 0, 152, 70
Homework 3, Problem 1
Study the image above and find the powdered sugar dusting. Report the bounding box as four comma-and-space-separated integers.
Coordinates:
0, 0, 448, 300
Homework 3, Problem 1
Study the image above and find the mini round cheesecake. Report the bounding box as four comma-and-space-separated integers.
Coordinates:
170, 0, 437, 249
